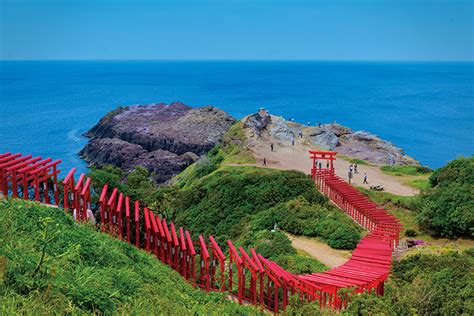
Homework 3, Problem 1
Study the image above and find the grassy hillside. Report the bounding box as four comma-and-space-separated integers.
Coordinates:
87, 124, 362, 275
0, 199, 259, 315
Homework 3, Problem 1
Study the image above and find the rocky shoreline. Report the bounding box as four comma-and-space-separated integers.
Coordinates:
244, 110, 420, 166
80, 102, 235, 183
81, 104, 420, 184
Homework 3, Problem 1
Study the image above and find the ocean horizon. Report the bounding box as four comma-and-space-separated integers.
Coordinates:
1, 60, 473, 174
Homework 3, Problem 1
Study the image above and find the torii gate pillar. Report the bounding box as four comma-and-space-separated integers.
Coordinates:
309, 150, 337, 179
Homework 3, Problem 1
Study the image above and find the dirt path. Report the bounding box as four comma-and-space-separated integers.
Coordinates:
287, 234, 351, 268
239, 129, 417, 196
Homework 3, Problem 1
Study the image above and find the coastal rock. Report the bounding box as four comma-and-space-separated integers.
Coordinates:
244, 111, 419, 165
80, 102, 235, 183
243, 108, 272, 137
269, 116, 299, 141
305, 123, 419, 165
309, 129, 340, 150
338, 131, 419, 165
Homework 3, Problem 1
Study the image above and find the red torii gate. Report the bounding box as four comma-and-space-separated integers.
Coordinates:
309, 150, 337, 179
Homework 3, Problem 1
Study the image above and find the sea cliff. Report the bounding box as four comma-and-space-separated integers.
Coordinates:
80, 102, 235, 183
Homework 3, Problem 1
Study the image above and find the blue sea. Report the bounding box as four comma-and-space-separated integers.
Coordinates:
1, 61, 473, 174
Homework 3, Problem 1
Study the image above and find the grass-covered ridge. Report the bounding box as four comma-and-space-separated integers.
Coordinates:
87, 123, 362, 275
0, 199, 258, 315
166, 166, 362, 251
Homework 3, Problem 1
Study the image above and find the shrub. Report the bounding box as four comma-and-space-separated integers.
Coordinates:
245, 230, 296, 260
341, 252, 474, 315
428, 156, 474, 188
249, 198, 361, 250
417, 156, 474, 238
404, 229, 417, 237
274, 254, 327, 274
327, 227, 360, 250
172, 167, 327, 243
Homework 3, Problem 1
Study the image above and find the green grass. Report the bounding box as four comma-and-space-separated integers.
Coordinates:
0, 199, 259, 315
346, 251, 474, 315
217, 122, 256, 165
405, 178, 430, 190
380, 165, 432, 176
338, 155, 372, 166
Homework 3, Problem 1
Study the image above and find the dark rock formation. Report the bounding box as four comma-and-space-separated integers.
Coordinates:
80, 102, 235, 183
243, 108, 272, 138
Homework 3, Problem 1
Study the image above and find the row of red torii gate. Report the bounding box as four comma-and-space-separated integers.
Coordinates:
0, 150, 401, 313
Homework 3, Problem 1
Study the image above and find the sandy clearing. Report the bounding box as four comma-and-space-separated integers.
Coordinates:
286, 233, 351, 268
238, 127, 418, 196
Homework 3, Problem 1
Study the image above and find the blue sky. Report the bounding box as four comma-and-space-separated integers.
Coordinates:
1, 0, 473, 61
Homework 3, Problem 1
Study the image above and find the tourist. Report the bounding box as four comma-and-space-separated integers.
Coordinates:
291, 138, 295, 146
270, 143, 274, 152
349, 164, 353, 173
363, 173, 368, 184
354, 163, 358, 174
307, 121, 310, 126
318, 162, 322, 169
263, 158, 267, 166
299, 131, 303, 138
348, 170, 353, 184
318, 122, 321, 128
326, 161, 330, 168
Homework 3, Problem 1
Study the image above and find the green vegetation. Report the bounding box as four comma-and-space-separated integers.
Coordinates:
338, 155, 371, 166
346, 250, 474, 315
405, 178, 430, 190
274, 254, 327, 275
417, 156, 474, 238
284, 250, 474, 315
164, 166, 361, 251
0, 199, 258, 315
170, 167, 324, 240
87, 123, 346, 275
251, 198, 361, 250
380, 165, 432, 176
209, 121, 256, 165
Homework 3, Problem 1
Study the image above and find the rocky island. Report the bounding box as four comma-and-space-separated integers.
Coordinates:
80, 102, 235, 183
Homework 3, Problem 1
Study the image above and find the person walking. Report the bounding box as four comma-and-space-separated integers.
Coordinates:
263, 158, 267, 166
291, 137, 295, 146
318, 122, 321, 128
363, 173, 368, 184
348, 169, 353, 184
354, 163, 358, 174
318, 162, 322, 169
270, 143, 274, 152
349, 164, 353, 173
